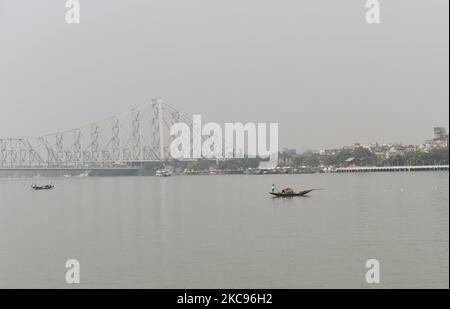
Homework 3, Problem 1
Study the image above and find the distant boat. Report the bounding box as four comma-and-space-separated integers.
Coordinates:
77, 171, 90, 177
269, 188, 314, 197
31, 183, 54, 191
156, 169, 171, 177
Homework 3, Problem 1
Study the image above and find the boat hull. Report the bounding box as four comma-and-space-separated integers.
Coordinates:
31, 185, 54, 190
269, 189, 313, 197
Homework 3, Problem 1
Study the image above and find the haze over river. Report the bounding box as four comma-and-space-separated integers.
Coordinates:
0, 172, 448, 288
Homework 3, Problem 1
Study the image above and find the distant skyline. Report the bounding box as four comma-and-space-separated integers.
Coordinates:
301, 125, 449, 152
0, 0, 448, 151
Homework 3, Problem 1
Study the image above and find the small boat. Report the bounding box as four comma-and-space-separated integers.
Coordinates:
31, 184, 54, 190
77, 171, 90, 177
156, 169, 171, 177
269, 188, 314, 197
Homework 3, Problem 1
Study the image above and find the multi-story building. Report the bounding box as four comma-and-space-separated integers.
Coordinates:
431, 127, 448, 149
434, 127, 447, 140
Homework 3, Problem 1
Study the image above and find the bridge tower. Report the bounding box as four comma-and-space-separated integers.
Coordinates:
151, 98, 165, 160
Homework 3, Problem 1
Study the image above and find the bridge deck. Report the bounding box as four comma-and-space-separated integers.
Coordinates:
0, 167, 140, 171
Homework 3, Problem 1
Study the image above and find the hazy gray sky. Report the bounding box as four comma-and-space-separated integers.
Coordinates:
0, 0, 448, 151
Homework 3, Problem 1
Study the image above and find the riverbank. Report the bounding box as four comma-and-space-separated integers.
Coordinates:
0, 164, 448, 178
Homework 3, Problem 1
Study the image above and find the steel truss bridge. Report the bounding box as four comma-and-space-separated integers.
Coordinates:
0, 99, 196, 171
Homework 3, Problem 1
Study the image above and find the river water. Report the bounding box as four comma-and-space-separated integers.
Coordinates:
0, 172, 448, 288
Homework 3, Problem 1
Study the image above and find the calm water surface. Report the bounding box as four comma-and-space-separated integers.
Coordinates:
0, 172, 448, 288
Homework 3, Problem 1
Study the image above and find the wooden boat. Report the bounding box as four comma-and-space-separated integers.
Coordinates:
31, 184, 54, 190
269, 189, 314, 197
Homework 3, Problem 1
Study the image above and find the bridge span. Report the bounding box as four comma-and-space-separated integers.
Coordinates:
0, 166, 140, 172
1, 99, 193, 171
0, 166, 141, 177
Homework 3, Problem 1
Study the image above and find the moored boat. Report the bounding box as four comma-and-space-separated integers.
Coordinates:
156, 169, 171, 177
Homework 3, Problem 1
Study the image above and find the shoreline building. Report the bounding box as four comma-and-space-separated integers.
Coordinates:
432, 127, 449, 149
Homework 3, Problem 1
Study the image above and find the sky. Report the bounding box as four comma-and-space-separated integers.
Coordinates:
0, 0, 448, 151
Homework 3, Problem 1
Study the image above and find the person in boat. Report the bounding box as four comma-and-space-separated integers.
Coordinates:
271, 184, 275, 193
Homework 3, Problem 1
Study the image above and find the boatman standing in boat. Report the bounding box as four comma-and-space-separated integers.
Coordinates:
271, 184, 275, 193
